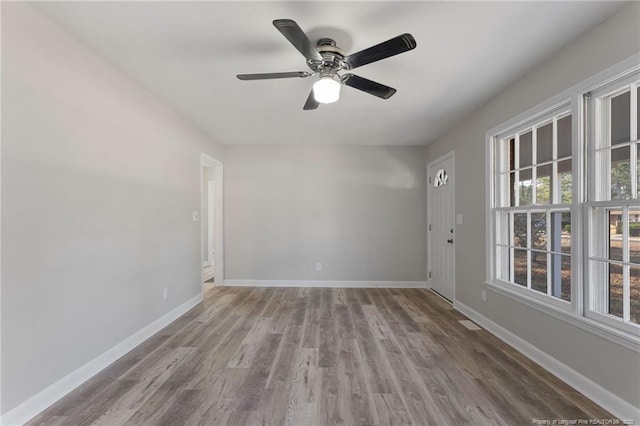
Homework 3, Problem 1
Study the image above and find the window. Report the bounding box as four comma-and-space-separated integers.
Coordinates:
493, 108, 573, 308
587, 75, 640, 333
488, 61, 640, 343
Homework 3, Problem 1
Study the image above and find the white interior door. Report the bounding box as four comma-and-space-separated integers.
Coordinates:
428, 152, 456, 301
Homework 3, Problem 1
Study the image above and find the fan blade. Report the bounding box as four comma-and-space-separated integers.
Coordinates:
303, 89, 319, 110
342, 74, 396, 99
344, 33, 416, 69
273, 19, 322, 61
237, 71, 311, 80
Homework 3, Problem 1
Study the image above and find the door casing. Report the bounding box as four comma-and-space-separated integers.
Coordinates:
201, 153, 223, 286
427, 151, 456, 301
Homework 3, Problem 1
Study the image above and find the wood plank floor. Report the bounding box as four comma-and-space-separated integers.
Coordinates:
27, 287, 614, 425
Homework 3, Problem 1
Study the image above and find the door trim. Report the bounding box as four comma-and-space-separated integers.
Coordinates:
201, 153, 224, 286
426, 150, 456, 299
207, 180, 215, 266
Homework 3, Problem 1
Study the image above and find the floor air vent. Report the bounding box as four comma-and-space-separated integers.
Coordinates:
459, 319, 482, 330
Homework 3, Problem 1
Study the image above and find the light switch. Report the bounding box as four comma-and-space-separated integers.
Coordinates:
456, 213, 463, 225
192, 211, 199, 221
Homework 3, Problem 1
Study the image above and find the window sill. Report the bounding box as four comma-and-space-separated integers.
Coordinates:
485, 280, 640, 353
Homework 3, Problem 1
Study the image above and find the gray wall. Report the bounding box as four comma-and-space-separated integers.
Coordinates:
1, 3, 223, 413
223, 145, 427, 282
424, 3, 640, 409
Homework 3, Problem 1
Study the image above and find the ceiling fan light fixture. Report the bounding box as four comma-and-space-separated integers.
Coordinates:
238, 20, 416, 110
313, 75, 341, 104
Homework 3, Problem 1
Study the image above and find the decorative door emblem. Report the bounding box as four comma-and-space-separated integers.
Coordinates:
434, 168, 448, 187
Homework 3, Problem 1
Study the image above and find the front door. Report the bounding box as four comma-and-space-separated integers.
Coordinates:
428, 152, 455, 301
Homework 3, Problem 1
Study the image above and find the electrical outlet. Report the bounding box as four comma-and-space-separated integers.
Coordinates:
481, 289, 486, 302
163, 288, 168, 301
315, 262, 322, 272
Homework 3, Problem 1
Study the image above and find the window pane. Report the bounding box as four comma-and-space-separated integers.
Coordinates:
531, 212, 547, 251
561, 255, 571, 301
609, 263, 624, 319
514, 213, 527, 247
551, 253, 571, 301
558, 159, 572, 204
519, 168, 533, 205
519, 131, 532, 167
636, 143, 640, 198
630, 208, 640, 265
610, 91, 630, 145
536, 165, 551, 205
611, 146, 631, 200
637, 87, 640, 139
551, 212, 571, 254
609, 209, 623, 262
557, 115, 572, 158
537, 123, 553, 163
508, 138, 515, 171
514, 249, 527, 286
509, 172, 516, 207
531, 251, 547, 294
630, 265, 640, 324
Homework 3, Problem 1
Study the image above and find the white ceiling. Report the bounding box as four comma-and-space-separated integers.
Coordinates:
32, 1, 625, 146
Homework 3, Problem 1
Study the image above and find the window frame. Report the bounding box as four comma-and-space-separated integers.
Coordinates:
485, 54, 640, 352
585, 72, 640, 335
491, 101, 578, 314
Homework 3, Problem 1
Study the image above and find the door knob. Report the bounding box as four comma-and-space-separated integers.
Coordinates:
447, 238, 454, 244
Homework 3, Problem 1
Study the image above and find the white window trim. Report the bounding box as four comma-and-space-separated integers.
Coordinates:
485, 53, 640, 353
490, 100, 576, 315
585, 71, 640, 336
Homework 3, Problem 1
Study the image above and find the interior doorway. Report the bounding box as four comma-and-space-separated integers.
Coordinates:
201, 154, 223, 289
427, 151, 456, 302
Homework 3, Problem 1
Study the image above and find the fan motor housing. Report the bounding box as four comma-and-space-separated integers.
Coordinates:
307, 38, 346, 73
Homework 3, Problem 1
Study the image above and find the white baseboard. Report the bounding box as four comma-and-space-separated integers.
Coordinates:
0, 293, 204, 426
454, 299, 640, 423
221, 279, 427, 288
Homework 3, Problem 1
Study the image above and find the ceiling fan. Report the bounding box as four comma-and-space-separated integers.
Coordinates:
237, 19, 417, 110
